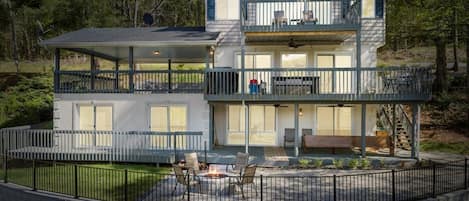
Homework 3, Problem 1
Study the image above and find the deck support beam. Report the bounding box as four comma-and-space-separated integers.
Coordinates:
294, 103, 300, 157
244, 102, 249, 154
54, 48, 60, 92
128, 47, 134, 93
411, 104, 421, 159
115, 61, 119, 90
361, 104, 367, 157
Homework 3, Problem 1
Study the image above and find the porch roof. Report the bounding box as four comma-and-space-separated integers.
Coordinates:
41, 27, 220, 63
41, 27, 220, 47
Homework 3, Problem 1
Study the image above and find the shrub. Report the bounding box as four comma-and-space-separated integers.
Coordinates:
360, 159, 371, 169
348, 159, 359, 170
298, 159, 309, 168
379, 159, 386, 169
333, 159, 344, 169
313, 159, 323, 168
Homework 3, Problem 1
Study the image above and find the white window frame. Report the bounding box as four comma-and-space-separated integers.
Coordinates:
74, 103, 114, 148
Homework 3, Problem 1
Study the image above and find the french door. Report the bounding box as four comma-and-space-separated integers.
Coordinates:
77, 105, 113, 147
149, 105, 187, 149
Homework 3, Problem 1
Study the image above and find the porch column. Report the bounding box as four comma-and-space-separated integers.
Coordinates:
90, 55, 96, 91
128, 47, 134, 93
356, 1, 362, 96
209, 104, 214, 150
244, 102, 249, 154
294, 103, 300, 157
411, 104, 421, 159
391, 104, 397, 156
54, 48, 60, 92
205, 46, 211, 69
361, 104, 367, 157
115, 61, 119, 90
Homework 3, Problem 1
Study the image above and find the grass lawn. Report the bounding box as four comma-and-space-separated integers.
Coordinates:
0, 160, 170, 201
420, 141, 469, 155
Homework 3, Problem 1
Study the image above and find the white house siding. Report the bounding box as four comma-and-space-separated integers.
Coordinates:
54, 93, 210, 144
214, 104, 378, 147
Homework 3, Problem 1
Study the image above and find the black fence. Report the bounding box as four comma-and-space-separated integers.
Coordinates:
1, 155, 468, 201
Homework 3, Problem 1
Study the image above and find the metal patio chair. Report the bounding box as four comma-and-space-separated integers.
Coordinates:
171, 165, 201, 197
284, 128, 296, 148
226, 152, 250, 175
229, 165, 258, 199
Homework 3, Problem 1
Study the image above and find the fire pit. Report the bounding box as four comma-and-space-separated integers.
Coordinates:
202, 165, 228, 179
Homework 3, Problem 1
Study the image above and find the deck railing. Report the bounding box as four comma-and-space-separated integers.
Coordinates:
0, 129, 204, 163
205, 67, 432, 101
242, 0, 360, 32
55, 70, 204, 94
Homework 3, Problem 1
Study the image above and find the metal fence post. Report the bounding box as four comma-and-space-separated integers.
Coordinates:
333, 175, 337, 201
124, 169, 128, 201
4, 154, 7, 183
187, 173, 190, 201
432, 163, 436, 198
74, 165, 78, 199
173, 134, 177, 163
33, 160, 37, 191
392, 169, 396, 201
260, 175, 263, 201
204, 141, 207, 164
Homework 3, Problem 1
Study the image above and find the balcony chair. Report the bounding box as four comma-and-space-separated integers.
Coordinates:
226, 152, 250, 175
301, 10, 318, 25
184, 152, 201, 175
284, 128, 296, 148
229, 165, 258, 199
172, 165, 201, 197
272, 11, 288, 25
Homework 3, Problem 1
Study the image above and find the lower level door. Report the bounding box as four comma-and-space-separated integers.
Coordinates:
150, 105, 187, 149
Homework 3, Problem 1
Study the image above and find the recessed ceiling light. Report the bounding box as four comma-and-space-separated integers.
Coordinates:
153, 50, 160, 55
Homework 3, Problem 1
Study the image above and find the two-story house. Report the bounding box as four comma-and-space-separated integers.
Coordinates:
39, 0, 431, 162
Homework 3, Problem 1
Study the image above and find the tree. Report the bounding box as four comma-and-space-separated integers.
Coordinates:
6, 0, 19, 73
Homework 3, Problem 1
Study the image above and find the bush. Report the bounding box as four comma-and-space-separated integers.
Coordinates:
313, 159, 323, 168
348, 159, 359, 170
333, 159, 344, 169
360, 159, 371, 169
0, 74, 53, 128
298, 159, 309, 167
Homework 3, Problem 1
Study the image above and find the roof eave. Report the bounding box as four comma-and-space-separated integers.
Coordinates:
40, 40, 219, 48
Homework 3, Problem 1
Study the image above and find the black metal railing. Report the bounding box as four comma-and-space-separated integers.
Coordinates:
1, 155, 467, 201
242, 0, 360, 32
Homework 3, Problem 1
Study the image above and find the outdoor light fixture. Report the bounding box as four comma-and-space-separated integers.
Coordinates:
153, 50, 160, 55
299, 108, 303, 116
210, 46, 215, 55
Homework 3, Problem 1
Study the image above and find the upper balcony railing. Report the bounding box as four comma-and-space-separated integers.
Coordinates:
204, 67, 433, 102
241, 0, 360, 32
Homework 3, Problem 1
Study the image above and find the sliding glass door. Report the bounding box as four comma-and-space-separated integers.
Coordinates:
150, 105, 187, 149
227, 105, 276, 146
317, 54, 353, 94
77, 105, 113, 147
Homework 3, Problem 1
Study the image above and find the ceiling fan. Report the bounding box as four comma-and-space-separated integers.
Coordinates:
273, 104, 289, 108
288, 38, 305, 49
327, 104, 353, 108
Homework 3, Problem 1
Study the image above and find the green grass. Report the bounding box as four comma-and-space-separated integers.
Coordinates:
420, 141, 469, 155
1, 161, 170, 201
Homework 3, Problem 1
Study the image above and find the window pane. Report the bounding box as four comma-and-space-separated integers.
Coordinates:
150, 107, 168, 132
255, 55, 272, 69
170, 106, 187, 131
335, 55, 353, 94
79, 105, 94, 130
264, 106, 276, 131
335, 55, 352, 68
228, 105, 245, 145
281, 53, 307, 68
317, 55, 334, 93
335, 107, 352, 136
362, 0, 375, 18
95, 106, 112, 147
228, 105, 241, 131
250, 106, 265, 132
216, 0, 239, 20
317, 107, 334, 135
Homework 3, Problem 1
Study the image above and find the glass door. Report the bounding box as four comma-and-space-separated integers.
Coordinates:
77, 105, 113, 147
150, 105, 187, 149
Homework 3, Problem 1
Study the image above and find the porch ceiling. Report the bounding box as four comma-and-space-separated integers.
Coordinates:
245, 31, 355, 45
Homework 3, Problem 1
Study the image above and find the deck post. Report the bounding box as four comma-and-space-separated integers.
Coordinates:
294, 103, 299, 157
356, 28, 362, 95
115, 60, 119, 90
411, 104, 420, 159
244, 102, 249, 154
128, 47, 134, 93
205, 46, 210, 69
90, 55, 96, 91
391, 104, 397, 156
361, 104, 366, 157
168, 59, 172, 93
209, 104, 214, 150
54, 48, 60, 92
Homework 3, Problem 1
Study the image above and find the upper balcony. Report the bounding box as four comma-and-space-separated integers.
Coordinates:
241, 0, 360, 33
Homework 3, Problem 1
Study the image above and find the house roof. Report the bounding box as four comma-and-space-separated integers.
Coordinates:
41, 27, 220, 47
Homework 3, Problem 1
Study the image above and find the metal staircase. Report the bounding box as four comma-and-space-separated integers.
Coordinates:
379, 104, 413, 150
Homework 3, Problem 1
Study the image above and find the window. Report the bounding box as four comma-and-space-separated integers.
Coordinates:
281, 53, 307, 68
236, 53, 272, 69
216, 0, 240, 20
227, 105, 276, 146
77, 105, 113, 147
316, 54, 353, 94
317, 106, 352, 136
362, 0, 375, 18
150, 105, 187, 149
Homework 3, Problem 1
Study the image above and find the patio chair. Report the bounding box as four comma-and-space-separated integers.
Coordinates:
229, 165, 258, 199
226, 152, 249, 175
284, 128, 296, 148
171, 165, 201, 197
301, 10, 318, 25
184, 152, 201, 175
272, 11, 288, 25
